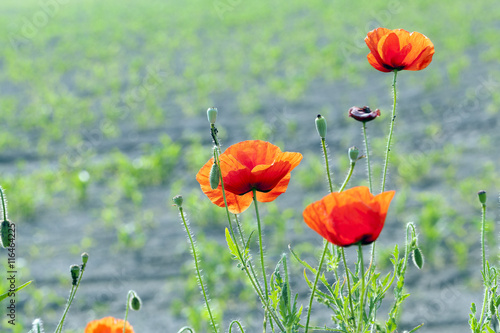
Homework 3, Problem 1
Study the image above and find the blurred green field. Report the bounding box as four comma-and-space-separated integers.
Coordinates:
1, 0, 500, 331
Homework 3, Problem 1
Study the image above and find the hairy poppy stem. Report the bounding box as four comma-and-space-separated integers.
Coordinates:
252, 188, 270, 333
321, 138, 334, 193
478, 200, 488, 328
381, 70, 398, 193
339, 162, 355, 193
0, 186, 7, 221
362, 123, 372, 193
55, 258, 87, 333
123, 291, 133, 333
357, 243, 366, 333
304, 241, 329, 333
177, 206, 218, 333
342, 247, 357, 331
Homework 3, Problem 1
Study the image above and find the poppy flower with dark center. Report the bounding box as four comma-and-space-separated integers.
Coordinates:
348, 106, 381, 122
303, 186, 395, 247
85, 317, 134, 333
197, 140, 303, 214
365, 27, 434, 72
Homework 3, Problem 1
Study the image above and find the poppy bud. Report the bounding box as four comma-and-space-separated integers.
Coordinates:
315, 114, 327, 139
81, 252, 89, 264
478, 190, 487, 205
129, 291, 142, 311
348, 147, 359, 164
348, 106, 381, 122
412, 247, 424, 269
209, 163, 220, 189
172, 195, 183, 207
32, 318, 44, 333
207, 107, 218, 125
1, 220, 13, 249
70, 265, 81, 285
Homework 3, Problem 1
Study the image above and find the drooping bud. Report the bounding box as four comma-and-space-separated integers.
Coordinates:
1, 220, 13, 249
32, 318, 45, 333
81, 252, 89, 265
412, 247, 424, 270
209, 163, 220, 189
207, 107, 218, 125
129, 291, 142, 311
348, 147, 359, 164
348, 106, 381, 122
172, 195, 183, 207
70, 265, 81, 286
478, 190, 487, 205
315, 114, 327, 139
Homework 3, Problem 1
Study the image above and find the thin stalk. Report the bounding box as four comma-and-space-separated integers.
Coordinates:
321, 138, 334, 193
178, 207, 218, 332
478, 202, 488, 328
342, 248, 356, 331
304, 241, 329, 333
357, 244, 366, 333
123, 291, 132, 333
0, 186, 7, 220
339, 162, 355, 193
252, 188, 269, 333
381, 70, 398, 193
362, 123, 372, 193
55, 261, 87, 333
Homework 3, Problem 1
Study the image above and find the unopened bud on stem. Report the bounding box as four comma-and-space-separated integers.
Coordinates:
129, 290, 142, 311
172, 195, 183, 207
315, 114, 327, 139
209, 163, 220, 189
70, 265, 81, 286
207, 107, 218, 125
478, 190, 487, 205
348, 146, 359, 164
1, 220, 13, 249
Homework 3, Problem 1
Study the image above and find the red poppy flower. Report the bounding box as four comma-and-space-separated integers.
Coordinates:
85, 317, 134, 333
365, 28, 434, 72
303, 186, 395, 247
196, 140, 303, 214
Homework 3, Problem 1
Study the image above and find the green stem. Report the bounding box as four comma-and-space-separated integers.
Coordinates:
342, 248, 356, 331
252, 188, 269, 333
362, 123, 372, 193
55, 261, 87, 333
357, 244, 366, 333
123, 291, 132, 333
304, 241, 329, 333
321, 138, 334, 193
479, 202, 488, 328
179, 207, 218, 332
339, 162, 355, 193
0, 186, 7, 220
381, 70, 398, 193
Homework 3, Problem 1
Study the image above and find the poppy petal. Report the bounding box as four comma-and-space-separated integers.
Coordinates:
196, 157, 254, 214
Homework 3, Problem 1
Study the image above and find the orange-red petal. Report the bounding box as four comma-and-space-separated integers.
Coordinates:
303, 187, 395, 247
365, 27, 434, 72
85, 317, 134, 333
196, 141, 302, 214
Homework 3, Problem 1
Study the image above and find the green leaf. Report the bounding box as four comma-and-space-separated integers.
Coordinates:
225, 228, 239, 259
0, 280, 32, 302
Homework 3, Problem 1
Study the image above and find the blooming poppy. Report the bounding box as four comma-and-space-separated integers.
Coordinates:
303, 186, 395, 247
85, 317, 134, 333
348, 106, 381, 122
365, 27, 434, 72
196, 140, 302, 214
